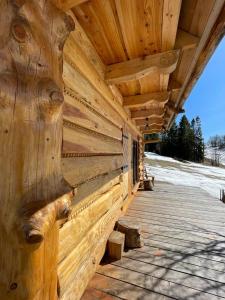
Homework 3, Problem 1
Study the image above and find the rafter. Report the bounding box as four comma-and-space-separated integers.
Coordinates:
131, 108, 165, 120
105, 50, 180, 84
166, 101, 185, 114
123, 91, 169, 108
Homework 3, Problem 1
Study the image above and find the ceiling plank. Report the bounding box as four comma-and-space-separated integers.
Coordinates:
55, 0, 88, 11
105, 50, 180, 84
131, 108, 165, 120
123, 91, 169, 108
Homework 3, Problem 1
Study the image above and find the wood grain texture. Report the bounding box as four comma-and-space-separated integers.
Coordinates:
0, 1, 74, 299
131, 108, 164, 120
62, 155, 123, 187
84, 182, 225, 299
106, 50, 180, 84
123, 91, 169, 108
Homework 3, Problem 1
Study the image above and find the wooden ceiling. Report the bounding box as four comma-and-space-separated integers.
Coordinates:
60, 0, 225, 135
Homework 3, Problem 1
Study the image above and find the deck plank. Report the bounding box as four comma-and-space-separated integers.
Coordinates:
82, 182, 225, 299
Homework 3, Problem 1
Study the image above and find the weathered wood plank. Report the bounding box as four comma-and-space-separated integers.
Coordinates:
112, 257, 225, 297
62, 156, 123, 187
98, 264, 219, 300
63, 126, 122, 155
83, 273, 172, 300
64, 93, 122, 140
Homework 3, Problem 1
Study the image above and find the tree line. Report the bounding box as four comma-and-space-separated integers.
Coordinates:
208, 134, 225, 149
146, 115, 204, 163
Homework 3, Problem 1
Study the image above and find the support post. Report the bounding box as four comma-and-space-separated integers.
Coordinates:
0, 1, 74, 299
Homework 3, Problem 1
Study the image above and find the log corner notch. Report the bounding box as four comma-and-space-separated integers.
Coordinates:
0, 0, 74, 298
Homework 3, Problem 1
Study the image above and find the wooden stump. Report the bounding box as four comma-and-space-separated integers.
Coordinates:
116, 219, 144, 248
107, 230, 125, 260
144, 179, 154, 191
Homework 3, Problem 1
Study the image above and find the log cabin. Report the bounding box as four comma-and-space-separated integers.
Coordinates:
0, 0, 224, 299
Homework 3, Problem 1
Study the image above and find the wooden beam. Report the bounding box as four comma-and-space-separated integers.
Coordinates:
175, 29, 200, 51
54, 0, 88, 11
123, 91, 169, 108
166, 101, 185, 114
135, 118, 163, 127
105, 50, 180, 84
144, 139, 161, 144
168, 0, 225, 129
140, 124, 163, 132
142, 129, 162, 135
131, 108, 165, 120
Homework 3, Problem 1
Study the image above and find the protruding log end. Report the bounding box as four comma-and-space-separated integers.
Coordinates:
21, 190, 74, 244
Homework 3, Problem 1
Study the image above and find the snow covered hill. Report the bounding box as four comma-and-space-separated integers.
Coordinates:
145, 152, 225, 199
204, 146, 225, 166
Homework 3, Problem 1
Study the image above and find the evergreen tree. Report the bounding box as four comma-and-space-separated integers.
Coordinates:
195, 116, 204, 162
177, 115, 193, 160
156, 115, 204, 163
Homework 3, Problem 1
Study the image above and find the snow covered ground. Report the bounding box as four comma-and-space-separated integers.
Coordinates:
145, 152, 225, 199
205, 146, 225, 166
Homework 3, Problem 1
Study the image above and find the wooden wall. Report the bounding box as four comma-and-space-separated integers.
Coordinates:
58, 15, 140, 299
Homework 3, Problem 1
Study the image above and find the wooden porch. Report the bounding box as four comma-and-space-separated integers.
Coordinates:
82, 182, 225, 300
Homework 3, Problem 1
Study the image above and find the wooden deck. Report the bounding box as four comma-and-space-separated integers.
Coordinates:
81, 182, 225, 300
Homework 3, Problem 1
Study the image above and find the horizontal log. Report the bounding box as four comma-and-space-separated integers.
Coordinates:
123, 91, 169, 108
175, 29, 200, 51
71, 170, 121, 208
63, 63, 122, 129
58, 192, 123, 299
62, 155, 123, 187
105, 50, 180, 84
63, 125, 122, 155
131, 108, 165, 120
135, 118, 163, 127
144, 139, 161, 144
64, 92, 122, 140
59, 183, 122, 264
64, 21, 140, 136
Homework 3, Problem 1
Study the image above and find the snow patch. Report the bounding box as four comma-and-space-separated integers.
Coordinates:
145, 152, 225, 199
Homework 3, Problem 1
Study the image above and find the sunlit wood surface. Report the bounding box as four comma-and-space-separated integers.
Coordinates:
82, 182, 225, 299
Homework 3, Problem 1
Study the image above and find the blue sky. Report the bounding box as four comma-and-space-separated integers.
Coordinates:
176, 37, 225, 142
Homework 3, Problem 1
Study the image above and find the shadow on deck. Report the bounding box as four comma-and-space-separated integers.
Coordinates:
82, 182, 225, 300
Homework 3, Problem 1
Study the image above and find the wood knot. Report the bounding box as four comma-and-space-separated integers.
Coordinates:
64, 15, 75, 32
12, 21, 28, 43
